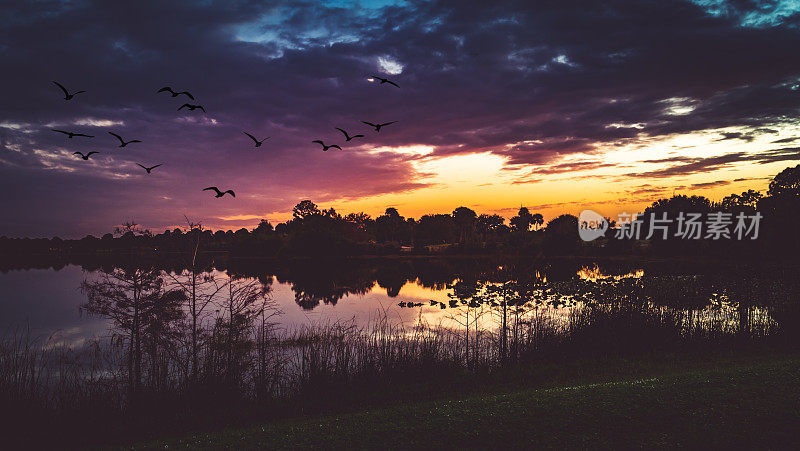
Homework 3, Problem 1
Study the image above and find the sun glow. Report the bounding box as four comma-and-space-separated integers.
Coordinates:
576, 265, 645, 282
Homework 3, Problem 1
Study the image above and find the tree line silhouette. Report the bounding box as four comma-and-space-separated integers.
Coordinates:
3, 164, 800, 259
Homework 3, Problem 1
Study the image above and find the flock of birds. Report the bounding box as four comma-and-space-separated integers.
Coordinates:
50, 74, 400, 199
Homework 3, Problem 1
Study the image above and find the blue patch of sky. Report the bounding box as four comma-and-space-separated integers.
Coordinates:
690, 0, 799, 27
230, 0, 413, 52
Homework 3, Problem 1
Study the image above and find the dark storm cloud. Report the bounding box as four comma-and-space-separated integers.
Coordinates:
625, 177, 760, 196
714, 128, 778, 142
631, 146, 800, 178
688, 180, 732, 189
2, 0, 800, 236
511, 160, 617, 184
773, 136, 800, 143
717, 132, 756, 142
627, 184, 673, 195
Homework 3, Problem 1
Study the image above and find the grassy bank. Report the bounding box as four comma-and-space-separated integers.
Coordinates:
133, 355, 800, 449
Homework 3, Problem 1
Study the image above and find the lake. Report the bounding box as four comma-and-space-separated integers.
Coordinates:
1, 256, 794, 348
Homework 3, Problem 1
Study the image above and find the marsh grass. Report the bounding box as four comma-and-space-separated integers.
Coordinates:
0, 295, 792, 447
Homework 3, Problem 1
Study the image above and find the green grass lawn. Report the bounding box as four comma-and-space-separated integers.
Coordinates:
133, 356, 800, 449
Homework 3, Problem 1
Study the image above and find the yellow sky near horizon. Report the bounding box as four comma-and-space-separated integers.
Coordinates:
204, 123, 797, 231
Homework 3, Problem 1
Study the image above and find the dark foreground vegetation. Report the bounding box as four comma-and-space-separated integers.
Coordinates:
138, 355, 800, 449
3, 164, 800, 261
2, 257, 800, 447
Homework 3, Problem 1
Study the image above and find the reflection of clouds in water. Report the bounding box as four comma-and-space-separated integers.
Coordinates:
576, 265, 645, 281
0, 267, 580, 346
2, 264, 785, 350
43, 323, 110, 349
0, 266, 109, 338
273, 280, 443, 329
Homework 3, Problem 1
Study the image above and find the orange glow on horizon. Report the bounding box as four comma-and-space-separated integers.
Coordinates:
199, 124, 798, 231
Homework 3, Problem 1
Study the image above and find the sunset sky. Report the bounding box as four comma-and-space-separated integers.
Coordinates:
2, 0, 800, 237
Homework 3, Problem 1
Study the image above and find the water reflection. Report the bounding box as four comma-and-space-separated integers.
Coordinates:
1, 258, 799, 345
576, 265, 644, 281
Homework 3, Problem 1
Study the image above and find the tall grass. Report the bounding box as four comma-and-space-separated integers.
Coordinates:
0, 294, 792, 447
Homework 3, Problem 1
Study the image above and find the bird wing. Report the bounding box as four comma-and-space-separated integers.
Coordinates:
157, 87, 172, 93
137, 163, 146, 170
224, 190, 236, 197
380, 121, 397, 127
52, 81, 69, 95
335, 127, 349, 138
87, 152, 98, 156
361, 121, 376, 127
73, 152, 83, 156
371, 75, 385, 82
75, 133, 94, 137
73, 90, 86, 95
387, 80, 400, 88
203, 187, 220, 193
352, 134, 365, 138
178, 104, 190, 110
179, 91, 195, 100
129, 140, 142, 143
52, 129, 69, 135
198, 106, 206, 112
243, 132, 258, 143
331, 145, 342, 150
108, 132, 123, 143
312, 140, 324, 146
150, 164, 162, 170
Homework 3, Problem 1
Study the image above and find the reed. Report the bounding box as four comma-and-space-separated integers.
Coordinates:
0, 294, 791, 447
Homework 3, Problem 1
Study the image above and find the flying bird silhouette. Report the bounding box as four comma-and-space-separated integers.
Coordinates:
361, 121, 397, 132
369, 76, 399, 88
335, 128, 364, 142
52, 81, 85, 100
73, 151, 98, 160
178, 104, 206, 112
204, 186, 235, 198
312, 140, 341, 151
137, 163, 162, 174
108, 132, 141, 147
52, 129, 93, 139
243, 132, 270, 147
157, 86, 195, 100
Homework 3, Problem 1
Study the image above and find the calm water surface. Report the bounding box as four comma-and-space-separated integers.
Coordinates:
0, 265, 463, 344
0, 258, 793, 346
